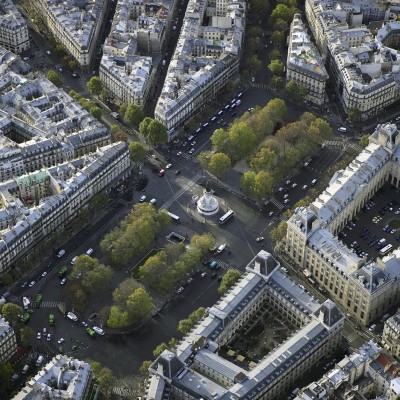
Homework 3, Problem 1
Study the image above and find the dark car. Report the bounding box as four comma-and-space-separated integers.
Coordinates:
174, 170, 181, 175
211, 272, 217, 279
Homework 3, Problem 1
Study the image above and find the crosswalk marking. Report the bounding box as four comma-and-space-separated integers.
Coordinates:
270, 197, 285, 210
323, 140, 344, 147
39, 301, 65, 308
112, 387, 136, 397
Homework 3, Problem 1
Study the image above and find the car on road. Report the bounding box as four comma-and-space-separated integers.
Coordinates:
189, 148, 195, 154
37, 332, 41, 340
149, 198, 157, 205
23, 57, 30, 61
81, 321, 88, 327
191, 141, 196, 146
60, 278, 67, 285
47, 334, 51, 341
158, 169, 165, 177
71, 256, 77, 265
175, 169, 181, 175
29, 281, 36, 288
177, 151, 182, 156
71, 72, 79, 78
187, 277, 193, 284
57, 249, 65, 258
278, 187, 283, 192
256, 237, 264, 242
166, 164, 172, 169
291, 183, 297, 188
284, 199, 289, 204
302, 185, 308, 190
46, 50, 51, 55
268, 212, 274, 217
86, 248, 94, 256
201, 272, 207, 278
57, 338, 65, 344
41, 271, 47, 278
176, 287, 184, 294
86, 327, 96, 337
139, 195, 147, 202
93, 326, 105, 336
211, 272, 217, 279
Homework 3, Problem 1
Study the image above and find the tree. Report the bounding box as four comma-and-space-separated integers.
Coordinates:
89, 192, 108, 209
139, 117, 153, 138
271, 3, 292, 23
100, 88, 110, 101
111, 125, 120, 135
86, 76, 103, 95
359, 134, 369, 148
0, 303, 23, 326
129, 142, 147, 162
140, 360, 152, 375
177, 307, 206, 335
285, 80, 308, 102
0, 273, 13, 286
20, 326, 35, 347
115, 131, 128, 142
271, 220, 288, 242
125, 103, 143, 127
241, 171, 256, 194
218, 269, 241, 294
271, 30, 284, 46
273, 18, 288, 31
208, 153, 231, 177
90, 106, 102, 120
265, 98, 287, 124
153, 342, 168, 357
211, 128, 228, 152
146, 120, 168, 145
126, 287, 154, 323
252, 171, 274, 197
0, 363, 12, 391
190, 233, 214, 254
107, 306, 129, 328
249, 147, 277, 171
226, 122, 257, 161
90, 362, 116, 397
119, 103, 128, 118
196, 151, 211, 169
271, 76, 284, 89
247, 55, 262, 76
268, 59, 284, 76
46, 70, 62, 87
348, 107, 360, 123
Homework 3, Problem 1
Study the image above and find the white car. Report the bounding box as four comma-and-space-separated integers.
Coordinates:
191, 141, 197, 146
189, 148, 195, 154
291, 183, 297, 188
47, 334, 51, 342
149, 198, 157, 205
41, 271, 47, 278
139, 195, 147, 202
284, 199, 289, 204
256, 237, 264, 242
29, 281, 36, 288
165, 164, 172, 169
177, 151, 183, 156
60, 278, 67, 285
71, 256, 77, 265
37, 332, 41, 340
302, 185, 308, 190
23, 57, 30, 61
268, 212, 274, 217
57, 249, 65, 258
86, 248, 94, 256
93, 326, 105, 336
81, 321, 88, 327
176, 287, 184, 294
57, 338, 65, 344
200, 272, 207, 278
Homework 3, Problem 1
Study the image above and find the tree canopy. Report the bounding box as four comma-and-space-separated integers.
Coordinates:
218, 269, 241, 294
86, 76, 103, 95
359, 134, 369, 148
125, 103, 143, 127
129, 142, 147, 162
46, 70, 62, 87
285, 80, 308, 102
0, 303, 23, 326
268, 59, 284, 76
208, 153, 232, 177
177, 307, 206, 335
90, 106, 102, 120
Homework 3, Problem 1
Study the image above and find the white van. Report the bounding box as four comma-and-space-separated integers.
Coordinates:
338, 127, 347, 132
67, 312, 78, 321
93, 326, 105, 336
36, 355, 44, 366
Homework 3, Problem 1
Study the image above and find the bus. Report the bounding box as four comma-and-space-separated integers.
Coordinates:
219, 209, 234, 224
166, 211, 180, 223
34, 294, 42, 308
58, 266, 68, 278
380, 244, 393, 255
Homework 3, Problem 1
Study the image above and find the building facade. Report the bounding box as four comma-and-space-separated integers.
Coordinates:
286, 14, 328, 106
383, 312, 400, 360
286, 123, 400, 325
0, 315, 17, 364
146, 250, 344, 400
0, 0, 29, 54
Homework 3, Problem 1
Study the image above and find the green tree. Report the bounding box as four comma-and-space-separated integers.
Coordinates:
265, 98, 287, 124
90, 106, 102, 120
112, 278, 140, 309
249, 0, 270, 15
169, 337, 179, 348
89, 192, 108, 209
247, 55, 262, 76
86, 76, 103, 95
119, 103, 128, 118
19, 326, 35, 347
177, 307, 206, 335
196, 151, 212, 169
285, 80, 308, 102
100, 88, 110, 101
271, 30, 284, 45
211, 128, 228, 152
252, 171, 274, 197
90, 362, 116, 397
107, 306, 129, 328
0, 273, 13, 286
348, 107, 360, 123
218, 269, 241, 294
271, 220, 288, 241
271, 76, 284, 89
241, 171, 256, 194
129, 142, 147, 162
249, 147, 277, 171
0, 303, 23, 326
190, 233, 214, 254
125, 103, 143, 127
153, 342, 168, 357
140, 360, 152, 375
359, 134, 369, 148
268, 59, 284, 76
227, 122, 257, 161
126, 287, 154, 323
46, 70, 62, 87
271, 3, 292, 23
146, 120, 168, 145
0, 362, 13, 391
139, 117, 153, 138
273, 18, 288, 31
208, 153, 231, 177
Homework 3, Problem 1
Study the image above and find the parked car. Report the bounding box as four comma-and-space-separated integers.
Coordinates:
139, 195, 147, 202
256, 237, 264, 242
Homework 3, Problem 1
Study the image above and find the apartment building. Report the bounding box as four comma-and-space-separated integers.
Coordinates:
297, 341, 400, 400
12, 354, 92, 400
146, 250, 344, 400
36, 0, 109, 68
154, 0, 245, 138
286, 14, 328, 106
99, 0, 174, 106
0, 140, 131, 273
0, 315, 17, 364
304, 0, 400, 121
285, 123, 400, 325
383, 312, 400, 360
0, 0, 29, 54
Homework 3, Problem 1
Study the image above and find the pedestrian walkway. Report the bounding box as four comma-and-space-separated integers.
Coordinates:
210, 258, 232, 271
345, 331, 360, 345
40, 301, 65, 308
269, 197, 285, 210
322, 140, 344, 148
249, 82, 271, 90
345, 142, 362, 152
112, 387, 137, 398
